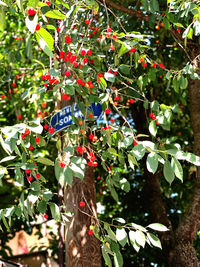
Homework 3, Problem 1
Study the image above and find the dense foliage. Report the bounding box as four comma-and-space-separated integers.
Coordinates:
1, 0, 200, 266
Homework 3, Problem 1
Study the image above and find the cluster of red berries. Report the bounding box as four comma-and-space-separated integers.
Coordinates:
41, 74, 59, 88
59, 162, 66, 168
149, 112, 157, 120
14, 37, 23, 41
58, 50, 93, 68
43, 124, 55, 134
88, 134, 98, 142
25, 168, 40, 182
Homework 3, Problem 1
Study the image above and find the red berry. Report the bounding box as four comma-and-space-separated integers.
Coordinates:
159, 63, 165, 69
48, 127, 55, 134
46, 1, 50, 5
93, 162, 98, 167
36, 173, 40, 179
110, 118, 114, 123
28, 8, 36, 16
89, 114, 93, 118
134, 140, 139, 146
85, 20, 90, 24
25, 169, 31, 174
81, 50, 86, 56
87, 50, 92, 56
35, 24, 40, 31
41, 102, 47, 108
59, 162, 66, 168
79, 201, 85, 207
24, 129, 30, 136
73, 62, 78, 67
64, 71, 71, 77
107, 27, 112, 33
97, 176, 100, 180
88, 230, 93, 236
29, 146, 34, 151
129, 99, 135, 104
62, 94, 71, 101
65, 35, 72, 44
83, 58, 88, 64
44, 214, 48, 219
89, 134, 94, 140
142, 62, 147, 67
160, 22, 164, 27
130, 48, 136, 53
27, 176, 33, 181
57, 27, 61, 32
152, 63, 157, 68
44, 124, 49, 130
35, 137, 40, 143
88, 161, 93, 166
105, 108, 111, 115
114, 96, 120, 101
17, 114, 22, 120
98, 73, 103, 78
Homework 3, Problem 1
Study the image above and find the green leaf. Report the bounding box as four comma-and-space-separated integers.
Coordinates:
37, 200, 47, 214
0, 6, 6, 31
70, 163, 85, 179
45, 10, 66, 19
25, 14, 38, 34
152, 0, 159, 11
54, 159, 65, 187
110, 187, 119, 202
171, 157, 183, 182
0, 166, 6, 179
118, 43, 130, 57
147, 223, 169, 232
36, 157, 54, 166
64, 166, 73, 186
116, 228, 128, 247
182, 24, 192, 38
49, 202, 60, 221
28, 0, 39, 8
36, 27, 54, 51
114, 251, 123, 267
31, 181, 41, 191
104, 72, 115, 83
15, 167, 24, 186
102, 247, 112, 267
119, 178, 130, 192
147, 233, 162, 249
163, 160, 175, 184
129, 231, 140, 252
149, 120, 157, 137
135, 230, 146, 248
0, 155, 17, 163
146, 153, 158, 174
36, 32, 54, 57
107, 227, 117, 242
128, 154, 136, 170
131, 144, 145, 160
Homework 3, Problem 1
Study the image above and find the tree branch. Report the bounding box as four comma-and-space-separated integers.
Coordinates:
98, 0, 150, 21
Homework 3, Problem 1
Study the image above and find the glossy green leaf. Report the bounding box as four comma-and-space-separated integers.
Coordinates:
163, 160, 175, 184
45, 10, 66, 19
146, 153, 158, 174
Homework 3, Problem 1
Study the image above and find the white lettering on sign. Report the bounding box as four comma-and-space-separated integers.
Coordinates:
59, 115, 72, 126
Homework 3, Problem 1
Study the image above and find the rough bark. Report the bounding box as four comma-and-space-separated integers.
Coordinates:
64, 166, 102, 267
168, 59, 200, 266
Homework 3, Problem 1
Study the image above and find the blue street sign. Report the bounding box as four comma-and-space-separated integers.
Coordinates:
50, 103, 102, 133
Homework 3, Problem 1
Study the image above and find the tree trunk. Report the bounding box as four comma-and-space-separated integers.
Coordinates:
64, 166, 102, 267
167, 69, 200, 266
